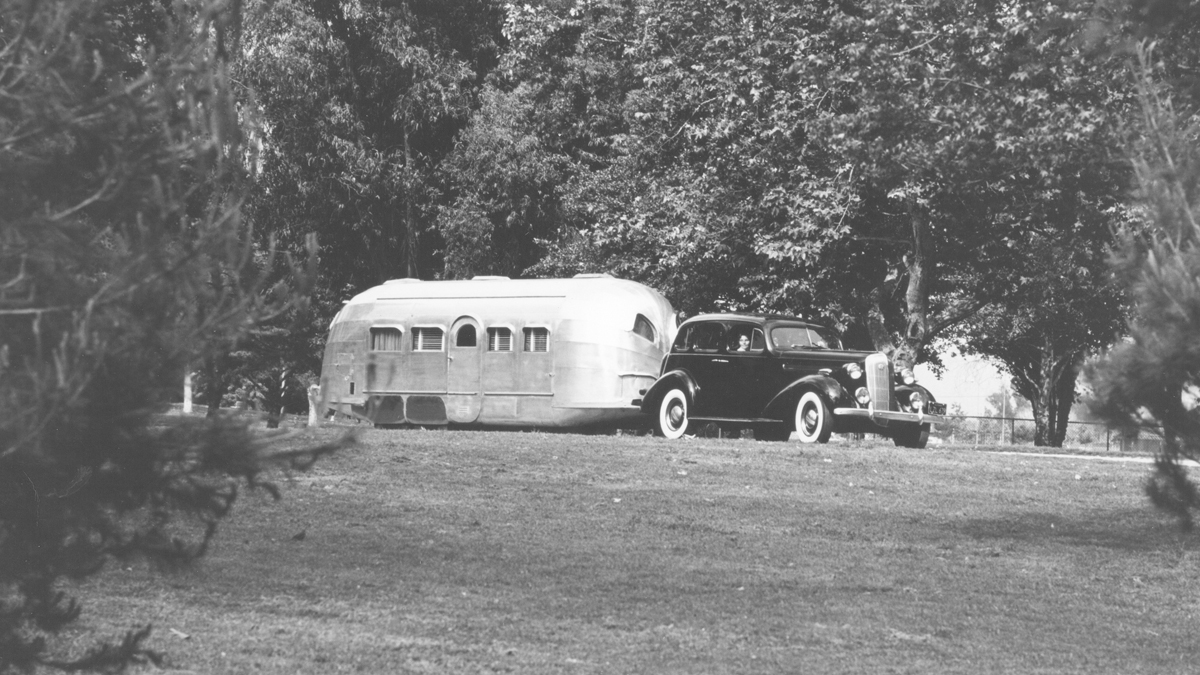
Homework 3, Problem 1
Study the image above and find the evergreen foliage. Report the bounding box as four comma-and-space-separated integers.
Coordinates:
0, 0, 342, 670
1088, 44, 1200, 528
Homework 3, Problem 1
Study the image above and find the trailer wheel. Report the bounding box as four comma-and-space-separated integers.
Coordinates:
656, 389, 691, 439
795, 391, 833, 444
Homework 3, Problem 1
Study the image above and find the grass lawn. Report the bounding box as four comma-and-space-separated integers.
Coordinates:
59, 427, 1200, 674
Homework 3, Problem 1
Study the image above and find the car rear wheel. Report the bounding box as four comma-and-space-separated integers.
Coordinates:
795, 391, 833, 444
893, 423, 930, 449
656, 388, 691, 439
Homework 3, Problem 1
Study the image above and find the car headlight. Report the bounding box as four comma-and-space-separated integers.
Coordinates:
908, 391, 925, 411
855, 387, 871, 406
898, 367, 915, 385
845, 363, 863, 380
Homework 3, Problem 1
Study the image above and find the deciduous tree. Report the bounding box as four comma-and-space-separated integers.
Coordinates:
952, 223, 1128, 446
241, 0, 503, 290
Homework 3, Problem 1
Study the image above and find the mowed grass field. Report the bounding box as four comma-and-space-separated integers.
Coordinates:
60, 427, 1200, 674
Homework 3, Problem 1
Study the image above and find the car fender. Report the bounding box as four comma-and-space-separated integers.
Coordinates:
894, 383, 936, 409
763, 375, 846, 421
640, 370, 698, 415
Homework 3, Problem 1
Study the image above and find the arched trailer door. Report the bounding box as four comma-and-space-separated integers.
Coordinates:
447, 316, 483, 424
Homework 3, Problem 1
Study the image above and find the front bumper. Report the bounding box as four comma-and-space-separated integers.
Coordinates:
833, 407, 944, 427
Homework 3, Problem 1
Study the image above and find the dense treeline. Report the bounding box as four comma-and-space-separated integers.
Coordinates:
239, 0, 1156, 446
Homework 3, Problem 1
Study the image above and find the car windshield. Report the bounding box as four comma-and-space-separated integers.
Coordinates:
770, 325, 842, 351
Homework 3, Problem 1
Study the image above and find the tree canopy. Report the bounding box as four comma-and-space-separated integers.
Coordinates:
435, 0, 1139, 445
241, 0, 504, 292
226, 0, 1155, 447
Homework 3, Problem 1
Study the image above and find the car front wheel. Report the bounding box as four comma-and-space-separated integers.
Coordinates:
656, 388, 691, 439
795, 391, 833, 444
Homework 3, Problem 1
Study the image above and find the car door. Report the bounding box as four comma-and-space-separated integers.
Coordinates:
674, 321, 728, 416
724, 324, 767, 418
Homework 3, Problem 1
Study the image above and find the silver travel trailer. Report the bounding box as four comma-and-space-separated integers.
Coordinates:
319, 275, 677, 429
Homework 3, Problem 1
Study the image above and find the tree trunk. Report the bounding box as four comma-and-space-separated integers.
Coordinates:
865, 268, 902, 356
896, 198, 934, 370
402, 125, 419, 279
201, 354, 225, 418
1013, 345, 1082, 448
868, 196, 936, 370
1050, 361, 1077, 447
263, 369, 288, 429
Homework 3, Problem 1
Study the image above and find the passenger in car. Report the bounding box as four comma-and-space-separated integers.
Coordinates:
736, 334, 750, 351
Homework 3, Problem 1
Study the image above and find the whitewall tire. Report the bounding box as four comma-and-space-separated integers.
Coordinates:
795, 391, 833, 444
657, 388, 690, 440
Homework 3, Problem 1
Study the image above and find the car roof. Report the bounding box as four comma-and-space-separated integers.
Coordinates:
682, 312, 824, 328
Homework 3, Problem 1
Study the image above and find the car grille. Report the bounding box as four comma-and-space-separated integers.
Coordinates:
865, 353, 894, 412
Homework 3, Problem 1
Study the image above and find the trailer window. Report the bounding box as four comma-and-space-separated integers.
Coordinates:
412, 327, 444, 351
632, 314, 656, 343
487, 327, 513, 352
523, 327, 549, 352
455, 324, 477, 347
370, 327, 403, 351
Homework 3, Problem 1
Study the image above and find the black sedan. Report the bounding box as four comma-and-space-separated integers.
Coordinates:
638, 313, 945, 448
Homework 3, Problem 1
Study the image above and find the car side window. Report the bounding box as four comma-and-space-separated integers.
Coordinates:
728, 325, 763, 353
671, 327, 693, 353
688, 322, 725, 353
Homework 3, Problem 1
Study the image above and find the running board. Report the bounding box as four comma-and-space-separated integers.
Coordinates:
689, 417, 782, 424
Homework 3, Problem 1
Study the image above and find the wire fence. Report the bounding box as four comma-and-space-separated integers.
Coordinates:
933, 415, 1163, 453
167, 403, 1167, 452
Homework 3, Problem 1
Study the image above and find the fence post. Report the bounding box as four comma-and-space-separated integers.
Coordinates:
307, 385, 322, 428
182, 371, 193, 414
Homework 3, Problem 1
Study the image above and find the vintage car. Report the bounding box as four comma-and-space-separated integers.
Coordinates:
637, 313, 945, 448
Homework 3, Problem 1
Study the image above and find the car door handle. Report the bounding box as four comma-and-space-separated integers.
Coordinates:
783, 363, 803, 371
711, 358, 729, 364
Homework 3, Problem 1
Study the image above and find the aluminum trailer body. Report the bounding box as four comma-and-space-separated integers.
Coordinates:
319, 275, 676, 429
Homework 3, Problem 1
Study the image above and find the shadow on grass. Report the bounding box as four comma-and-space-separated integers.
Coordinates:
950, 508, 1199, 552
